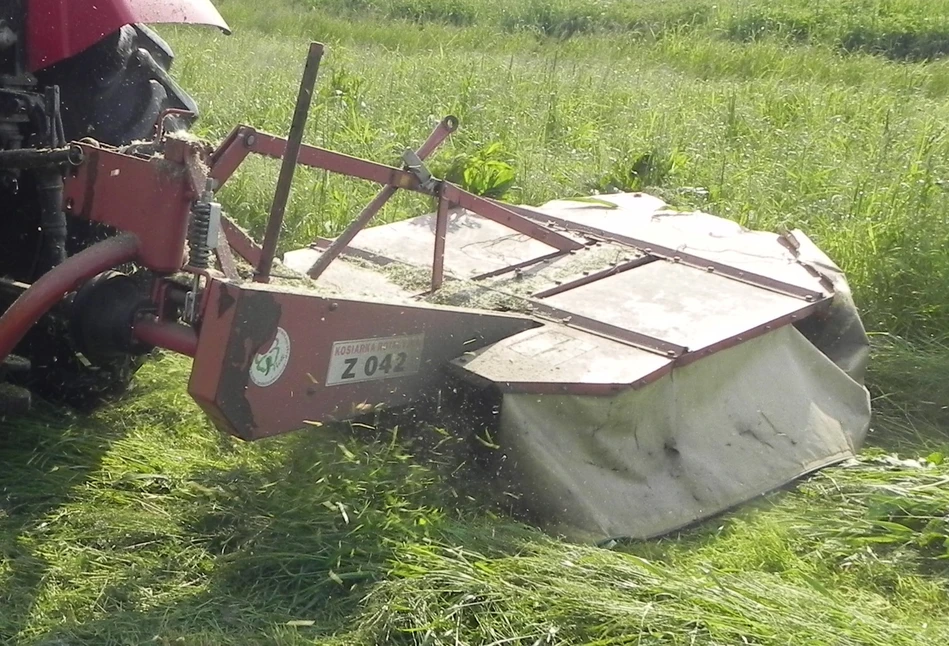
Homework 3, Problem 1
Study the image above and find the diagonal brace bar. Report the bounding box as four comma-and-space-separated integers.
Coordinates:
209, 127, 432, 193
306, 116, 458, 280
440, 184, 584, 253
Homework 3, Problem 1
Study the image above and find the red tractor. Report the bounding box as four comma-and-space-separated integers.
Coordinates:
0, 0, 228, 411
0, 0, 873, 542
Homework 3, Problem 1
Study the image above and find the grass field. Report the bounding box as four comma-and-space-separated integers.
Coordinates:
3, 0, 949, 643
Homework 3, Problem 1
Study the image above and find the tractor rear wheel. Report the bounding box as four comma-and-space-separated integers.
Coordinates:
37, 24, 198, 145
10, 24, 199, 411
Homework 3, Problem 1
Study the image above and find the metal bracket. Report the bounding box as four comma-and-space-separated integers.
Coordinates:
402, 149, 436, 192
207, 201, 222, 247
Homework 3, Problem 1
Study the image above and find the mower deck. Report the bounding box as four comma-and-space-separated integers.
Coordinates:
283, 191, 835, 396
283, 190, 870, 541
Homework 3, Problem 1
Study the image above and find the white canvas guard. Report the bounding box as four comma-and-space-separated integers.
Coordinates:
489, 324, 871, 543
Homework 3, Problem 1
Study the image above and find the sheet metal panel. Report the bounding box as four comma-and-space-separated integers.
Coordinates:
346, 210, 563, 277
529, 193, 831, 295
450, 325, 672, 394
541, 260, 810, 352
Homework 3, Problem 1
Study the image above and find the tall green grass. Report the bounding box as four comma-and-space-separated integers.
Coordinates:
294, 0, 949, 60
173, 2, 949, 338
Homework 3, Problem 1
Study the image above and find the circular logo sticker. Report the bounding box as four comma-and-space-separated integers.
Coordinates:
250, 327, 291, 388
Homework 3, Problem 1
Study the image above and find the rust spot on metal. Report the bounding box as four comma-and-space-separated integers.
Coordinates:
217, 290, 283, 440
217, 283, 236, 317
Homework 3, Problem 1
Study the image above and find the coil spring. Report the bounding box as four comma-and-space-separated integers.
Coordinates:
188, 200, 211, 269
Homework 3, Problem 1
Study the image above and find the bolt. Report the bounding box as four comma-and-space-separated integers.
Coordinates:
329, 302, 339, 311
245, 133, 258, 147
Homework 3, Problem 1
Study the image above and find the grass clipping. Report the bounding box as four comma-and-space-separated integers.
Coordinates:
352, 454, 949, 646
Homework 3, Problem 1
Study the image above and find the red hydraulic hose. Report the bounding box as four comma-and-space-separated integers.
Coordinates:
0, 233, 140, 362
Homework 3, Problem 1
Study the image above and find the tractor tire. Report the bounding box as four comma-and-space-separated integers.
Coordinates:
37, 24, 198, 145
12, 25, 199, 412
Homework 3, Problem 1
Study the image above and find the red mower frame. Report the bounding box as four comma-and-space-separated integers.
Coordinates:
0, 42, 585, 439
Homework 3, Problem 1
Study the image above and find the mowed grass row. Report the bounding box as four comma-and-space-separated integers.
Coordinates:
3, 0, 949, 643
2, 357, 948, 644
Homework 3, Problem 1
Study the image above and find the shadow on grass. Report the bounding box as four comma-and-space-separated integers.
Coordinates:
839, 29, 949, 62
721, 9, 949, 63
11, 415, 532, 645
0, 402, 125, 643
863, 334, 949, 454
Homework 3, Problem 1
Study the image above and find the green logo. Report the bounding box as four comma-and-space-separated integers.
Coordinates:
250, 327, 291, 387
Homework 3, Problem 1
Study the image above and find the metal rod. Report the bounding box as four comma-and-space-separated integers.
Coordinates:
255, 42, 325, 283
214, 226, 241, 281
529, 301, 687, 358
494, 200, 826, 301
0, 145, 83, 169
222, 216, 262, 267
532, 255, 657, 298
469, 250, 567, 282
431, 191, 450, 292
0, 233, 139, 362
306, 115, 458, 280
441, 184, 584, 252
309, 189, 393, 278
132, 317, 199, 358
211, 127, 434, 192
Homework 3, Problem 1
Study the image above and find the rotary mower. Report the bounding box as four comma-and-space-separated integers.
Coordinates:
0, 0, 871, 541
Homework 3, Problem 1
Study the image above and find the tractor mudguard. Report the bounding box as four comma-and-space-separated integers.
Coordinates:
25, 0, 230, 72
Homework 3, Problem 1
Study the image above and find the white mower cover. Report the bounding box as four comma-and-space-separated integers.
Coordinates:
481, 195, 872, 543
